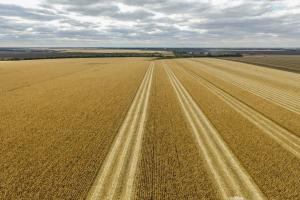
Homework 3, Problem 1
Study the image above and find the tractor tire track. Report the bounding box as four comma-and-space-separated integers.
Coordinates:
164, 62, 266, 200
86, 62, 154, 200
178, 64, 300, 158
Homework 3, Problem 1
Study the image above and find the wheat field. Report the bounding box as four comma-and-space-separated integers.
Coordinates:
0, 57, 299, 200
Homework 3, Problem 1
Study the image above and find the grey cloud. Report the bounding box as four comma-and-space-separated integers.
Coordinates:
46, 0, 99, 6
67, 4, 154, 21
0, 3, 59, 21
112, 9, 154, 21
0, 17, 30, 33
46, 0, 164, 6
67, 4, 120, 17
192, 11, 300, 38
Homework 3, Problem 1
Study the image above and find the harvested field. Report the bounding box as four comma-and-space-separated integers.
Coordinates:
0, 57, 299, 200
224, 55, 300, 73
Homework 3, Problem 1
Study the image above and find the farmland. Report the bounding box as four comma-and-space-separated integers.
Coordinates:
0, 57, 299, 200
224, 55, 300, 73
53, 48, 174, 56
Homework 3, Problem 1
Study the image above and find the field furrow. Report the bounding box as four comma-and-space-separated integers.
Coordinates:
164, 62, 266, 200
87, 63, 154, 200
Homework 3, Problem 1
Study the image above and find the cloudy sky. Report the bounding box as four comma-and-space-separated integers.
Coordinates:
0, 0, 300, 47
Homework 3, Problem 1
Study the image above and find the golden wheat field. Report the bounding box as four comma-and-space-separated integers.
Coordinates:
0, 57, 299, 200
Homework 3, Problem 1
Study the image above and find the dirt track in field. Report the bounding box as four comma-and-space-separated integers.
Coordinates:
177, 59, 300, 135
87, 63, 154, 200
0, 57, 299, 200
169, 59, 300, 200
134, 63, 218, 200
177, 64, 300, 158
164, 63, 266, 200
188, 59, 300, 114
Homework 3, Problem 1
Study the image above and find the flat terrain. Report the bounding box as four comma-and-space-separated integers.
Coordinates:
224, 55, 300, 73
53, 48, 173, 56
0, 48, 173, 61
0, 57, 299, 200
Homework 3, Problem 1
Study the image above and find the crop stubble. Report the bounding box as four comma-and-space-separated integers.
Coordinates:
224, 55, 300, 73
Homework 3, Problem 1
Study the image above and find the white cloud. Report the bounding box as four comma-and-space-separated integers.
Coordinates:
0, 0, 41, 8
